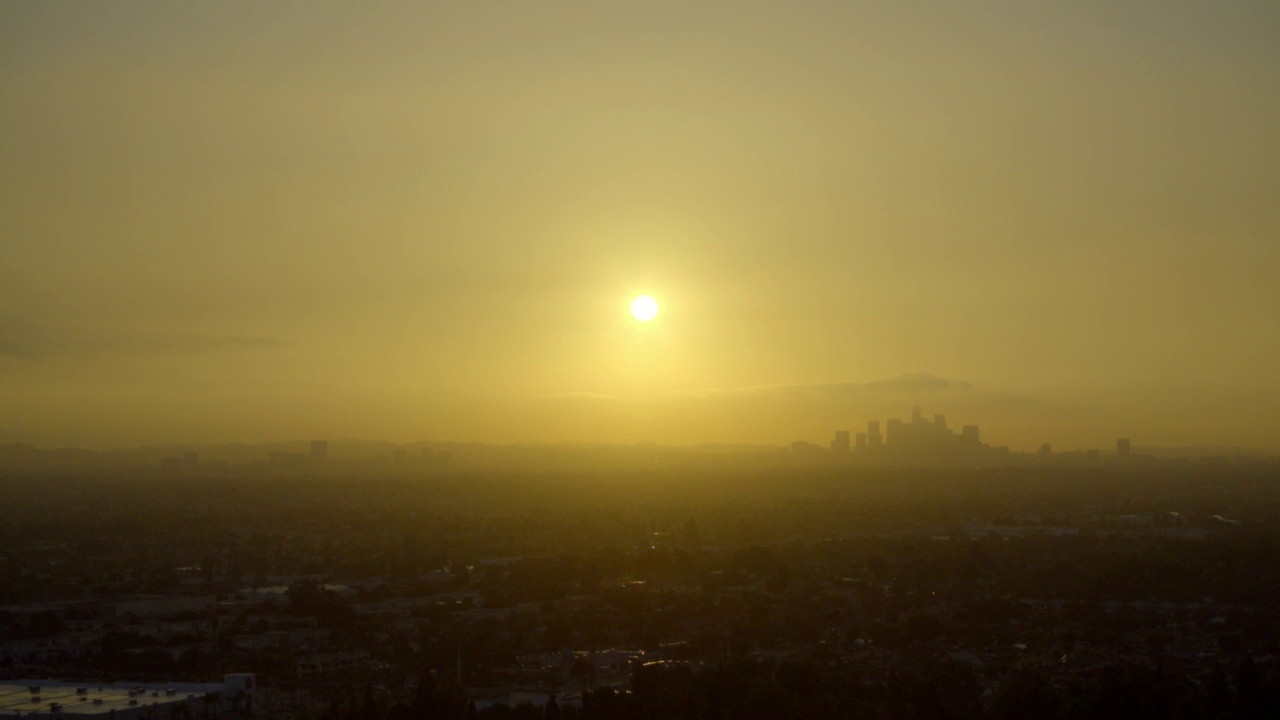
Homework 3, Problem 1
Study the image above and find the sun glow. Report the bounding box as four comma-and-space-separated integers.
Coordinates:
630, 295, 659, 322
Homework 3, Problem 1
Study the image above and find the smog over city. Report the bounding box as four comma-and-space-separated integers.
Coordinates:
3, 3, 1280, 719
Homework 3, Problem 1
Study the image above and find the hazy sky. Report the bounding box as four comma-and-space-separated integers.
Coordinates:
3, 1, 1279, 450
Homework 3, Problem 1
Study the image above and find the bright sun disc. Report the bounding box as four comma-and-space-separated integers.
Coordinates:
630, 295, 659, 322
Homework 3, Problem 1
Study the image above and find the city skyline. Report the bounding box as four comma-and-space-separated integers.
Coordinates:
14, 397, 1276, 474
5, 4, 1280, 716
0, 368, 1269, 453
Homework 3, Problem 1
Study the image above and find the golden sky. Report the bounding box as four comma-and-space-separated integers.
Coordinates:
3, 1, 1279, 450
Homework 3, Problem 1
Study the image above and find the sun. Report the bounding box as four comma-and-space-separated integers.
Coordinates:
630, 294, 659, 322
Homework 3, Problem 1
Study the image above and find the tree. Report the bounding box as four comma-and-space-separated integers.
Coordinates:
363, 683, 379, 720
411, 670, 437, 720
543, 695, 562, 720
1237, 653, 1262, 719
988, 667, 1059, 720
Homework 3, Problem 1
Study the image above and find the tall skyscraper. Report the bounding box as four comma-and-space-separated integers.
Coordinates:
867, 421, 882, 447
855, 432, 868, 451
962, 425, 980, 444
1116, 438, 1131, 456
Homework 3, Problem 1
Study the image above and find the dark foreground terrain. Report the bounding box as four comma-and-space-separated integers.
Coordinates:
3, 459, 1280, 718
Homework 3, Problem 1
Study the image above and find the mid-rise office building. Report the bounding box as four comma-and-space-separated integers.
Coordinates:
867, 421, 882, 447
886, 418, 903, 445
831, 431, 850, 455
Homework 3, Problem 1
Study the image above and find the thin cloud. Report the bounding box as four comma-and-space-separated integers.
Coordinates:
0, 317, 277, 360
547, 391, 619, 402
682, 373, 976, 399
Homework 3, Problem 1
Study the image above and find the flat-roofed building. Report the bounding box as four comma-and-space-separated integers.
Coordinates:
0, 675, 254, 720
830, 431, 850, 455
297, 651, 371, 679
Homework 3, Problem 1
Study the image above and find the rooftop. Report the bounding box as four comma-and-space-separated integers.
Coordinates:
0, 681, 223, 716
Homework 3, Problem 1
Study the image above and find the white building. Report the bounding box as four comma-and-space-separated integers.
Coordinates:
0, 674, 254, 720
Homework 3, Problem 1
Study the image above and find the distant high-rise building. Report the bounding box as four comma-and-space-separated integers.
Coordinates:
160, 456, 182, 474
867, 421, 882, 447
886, 418, 903, 445
934, 414, 947, 430
1038, 443, 1052, 456
855, 432, 868, 451
831, 430, 850, 455
310, 440, 329, 461
1117, 438, 1131, 456
791, 441, 822, 456
962, 425, 980, 444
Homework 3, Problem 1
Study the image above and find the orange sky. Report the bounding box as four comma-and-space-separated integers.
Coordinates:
3, 2, 1279, 450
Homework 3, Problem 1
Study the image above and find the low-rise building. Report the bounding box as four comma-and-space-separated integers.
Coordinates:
0, 674, 255, 720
